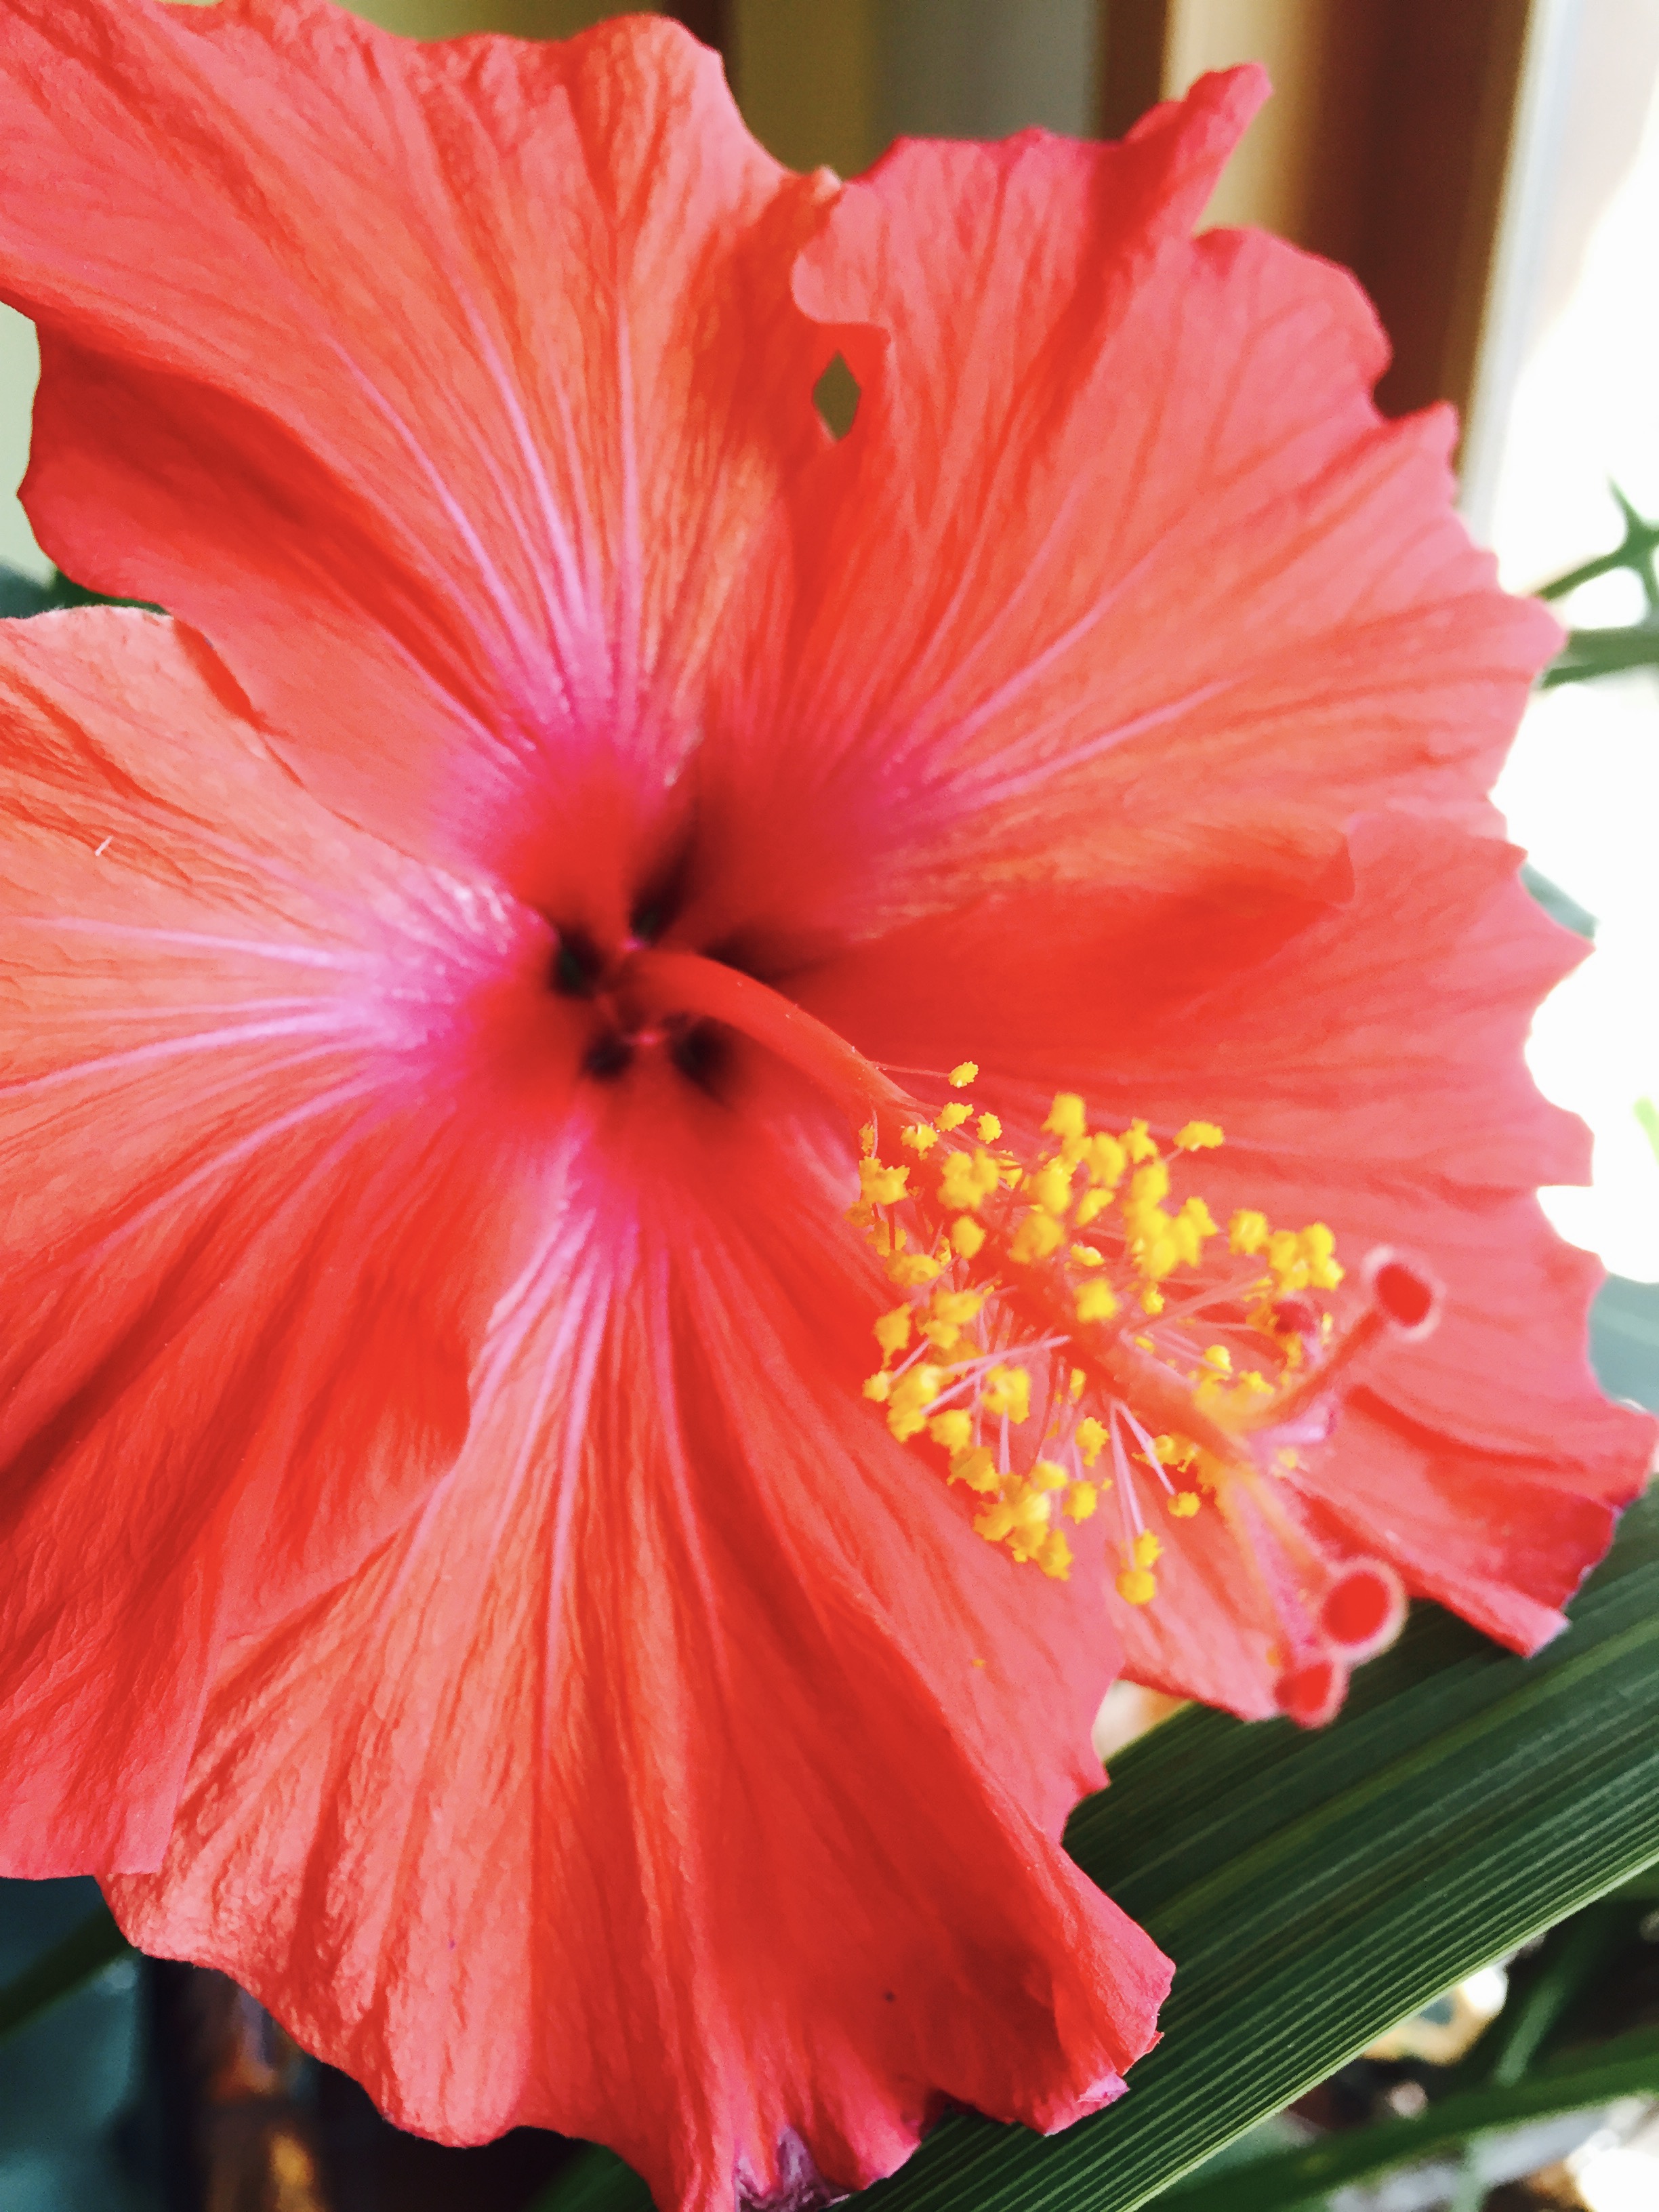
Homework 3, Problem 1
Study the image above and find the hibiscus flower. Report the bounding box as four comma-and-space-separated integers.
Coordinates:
0, 3, 1645, 2207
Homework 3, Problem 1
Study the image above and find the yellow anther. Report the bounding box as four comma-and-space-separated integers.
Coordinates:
887, 1252, 943, 1288
1037, 1529, 1073, 1580
1075, 1186, 1113, 1227
1116, 1567, 1158, 1605
1075, 1416, 1107, 1466
1175, 1120, 1223, 1151
939, 1147, 1001, 1212
1239, 1370, 1274, 1399
1069, 1367, 1086, 1402
973, 1500, 1016, 1542
1088, 1133, 1127, 1187
1202, 1345, 1233, 1372
1123, 1120, 1159, 1163
1140, 1286, 1165, 1314
953, 1448, 1002, 1494
1031, 1162, 1073, 1215
949, 1061, 979, 1088
861, 1372, 892, 1403
1300, 1222, 1344, 1290
1063, 1481, 1099, 1521
1168, 1491, 1201, 1518
936, 1101, 971, 1132
886, 1364, 946, 1439
1071, 1242, 1106, 1268
1010, 1207, 1067, 1264
976, 1113, 1002, 1143
873, 1307, 912, 1359
1229, 1208, 1270, 1256
1030, 1459, 1069, 1492
1181, 1195, 1218, 1240
859, 1158, 909, 1206
949, 1214, 987, 1258
928, 1408, 974, 1453
1128, 1159, 1170, 1208
981, 1366, 1031, 1422
901, 1122, 939, 1155
1076, 1279, 1119, 1324
1134, 1335, 1156, 1353
923, 1286, 985, 1351
1132, 1531, 1162, 1570
1044, 1092, 1088, 1142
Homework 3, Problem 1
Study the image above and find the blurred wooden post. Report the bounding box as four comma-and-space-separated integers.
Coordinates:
1099, 0, 1536, 425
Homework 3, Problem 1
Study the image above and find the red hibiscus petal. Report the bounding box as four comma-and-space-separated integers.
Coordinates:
684, 74, 1557, 968
0, 611, 560, 1872
108, 1074, 1169, 2200
0, 1, 832, 907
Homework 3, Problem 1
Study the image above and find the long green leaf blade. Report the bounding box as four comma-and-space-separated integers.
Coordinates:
540, 1492, 1659, 2212
1159, 2024, 1659, 2212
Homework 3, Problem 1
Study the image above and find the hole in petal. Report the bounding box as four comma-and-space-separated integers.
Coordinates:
813, 352, 861, 441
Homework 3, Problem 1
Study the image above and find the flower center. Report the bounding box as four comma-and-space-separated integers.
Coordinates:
851, 1070, 1437, 1716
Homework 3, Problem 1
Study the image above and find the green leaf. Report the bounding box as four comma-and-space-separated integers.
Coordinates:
1157, 2024, 1659, 2212
537, 1489, 1659, 2212
0, 1904, 131, 2044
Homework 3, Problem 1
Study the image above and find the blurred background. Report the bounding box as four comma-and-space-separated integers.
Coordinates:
4, 2, 1659, 2208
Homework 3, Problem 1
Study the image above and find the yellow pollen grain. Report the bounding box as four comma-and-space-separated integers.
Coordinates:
1038, 1529, 1073, 1580
949, 1446, 1000, 1493
981, 1365, 1031, 1422
1031, 1162, 1073, 1215
1229, 1208, 1269, 1256
1175, 1120, 1223, 1151
949, 1061, 979, 1088
928, 1409, 974, 1453
859, 1158, 909, 1206
1044, 1092, 1088, 1141
873, 1307, 912, 1358
1123, 1120, 1159, 1163
1010, 1208, 1067, 1264
849, 1059, 1350, 1588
